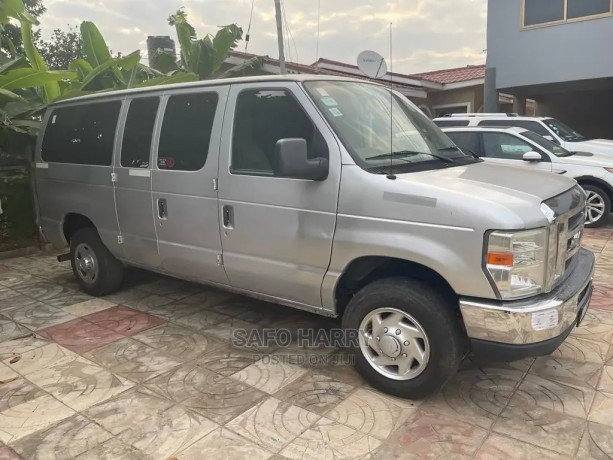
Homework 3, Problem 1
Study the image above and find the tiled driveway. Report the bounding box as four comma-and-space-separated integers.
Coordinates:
0, 228, 612, 459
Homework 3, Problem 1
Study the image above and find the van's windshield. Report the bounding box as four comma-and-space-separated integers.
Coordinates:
304, 81, 477, 173
543, 118, 587, 142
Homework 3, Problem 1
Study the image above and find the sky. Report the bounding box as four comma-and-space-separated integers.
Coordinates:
38, 0, 487, 75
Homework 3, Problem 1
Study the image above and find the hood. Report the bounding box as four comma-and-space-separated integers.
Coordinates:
567, 139, 613, 155
558, 150, 613, 168
394, 161, 576, 229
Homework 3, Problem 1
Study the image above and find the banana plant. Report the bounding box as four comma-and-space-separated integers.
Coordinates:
167, 8, 248, 80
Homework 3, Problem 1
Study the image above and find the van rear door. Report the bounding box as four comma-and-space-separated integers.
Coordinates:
151, 87, 229, 285
114, 96, 161, 268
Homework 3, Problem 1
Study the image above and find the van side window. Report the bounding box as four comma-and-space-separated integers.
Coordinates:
157, 92, 218, 171
231, 89, 328, 176
41, 101, 121, 165
121, 97, 160, 168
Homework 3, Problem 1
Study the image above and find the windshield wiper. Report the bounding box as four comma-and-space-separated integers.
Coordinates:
439, 146, 480, 160
365, 150, 455, 163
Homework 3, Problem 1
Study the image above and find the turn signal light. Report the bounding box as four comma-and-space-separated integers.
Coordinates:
487, 252, 514, 266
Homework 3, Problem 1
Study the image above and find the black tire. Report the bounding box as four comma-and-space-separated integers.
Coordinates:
582, 184, 611, 228
70, 228, 123, 296
342, 277, 465, 399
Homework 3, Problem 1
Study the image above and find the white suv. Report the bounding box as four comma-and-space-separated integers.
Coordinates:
442, 126, 613, 227
434, 114, 613, 157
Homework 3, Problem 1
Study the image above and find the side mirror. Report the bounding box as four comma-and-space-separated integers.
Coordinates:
274, 138, 329, 181
523, 151, 542, 162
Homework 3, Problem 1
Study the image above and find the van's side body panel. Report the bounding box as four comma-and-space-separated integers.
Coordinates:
217, 82, 342, 308
113, 96, 161, 268
35, 98, 124, 256
150, 86, 230, 285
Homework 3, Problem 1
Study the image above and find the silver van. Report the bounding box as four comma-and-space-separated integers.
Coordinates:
35, 75, 594, 398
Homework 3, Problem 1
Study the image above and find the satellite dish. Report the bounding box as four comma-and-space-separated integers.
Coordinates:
357, 50, 387, 79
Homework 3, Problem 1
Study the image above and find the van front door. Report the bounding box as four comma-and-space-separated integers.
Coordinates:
114, 96, 161, 268
217, 83, 341, 309
151, 87, 229, 285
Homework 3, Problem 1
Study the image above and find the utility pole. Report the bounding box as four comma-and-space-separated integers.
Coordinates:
274, 0, 287, 74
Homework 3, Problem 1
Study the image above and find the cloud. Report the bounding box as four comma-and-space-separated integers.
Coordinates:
37, 0, 486, 73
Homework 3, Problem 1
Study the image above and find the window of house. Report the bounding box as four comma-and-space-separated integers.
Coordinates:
445, 132, 481, 156
231, 89, 328, 176
121, 97, 160, 168
523, 0, 612, 27
42, 101, 122, 165
157, 92, 218, 171
482, 132, 535, 159
567, 0, 611, 19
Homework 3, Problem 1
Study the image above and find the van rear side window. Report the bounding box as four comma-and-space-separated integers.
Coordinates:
157, 92, 218, 171
121, 97, 160, 168
42, 101, 121, 165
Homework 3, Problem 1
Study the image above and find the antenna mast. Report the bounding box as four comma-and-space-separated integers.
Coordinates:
274, 0, 287, 74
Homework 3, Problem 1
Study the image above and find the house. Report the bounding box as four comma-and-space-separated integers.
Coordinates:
224, 52, 528, 118
485, 0, 613, 138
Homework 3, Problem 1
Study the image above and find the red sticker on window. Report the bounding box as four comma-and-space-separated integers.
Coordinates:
158, 157, 176, 169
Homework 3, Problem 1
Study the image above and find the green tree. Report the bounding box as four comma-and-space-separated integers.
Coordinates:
0, 0, 44, 57
36, 26, 83, 70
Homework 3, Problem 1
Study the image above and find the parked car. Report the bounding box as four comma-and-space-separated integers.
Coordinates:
443, 125, 613, 227
35, 75, 594, 399
433, 113, 613, 156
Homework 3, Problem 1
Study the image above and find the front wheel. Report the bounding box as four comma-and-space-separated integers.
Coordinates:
583, 185, 610, 228
70, 228, 124, 296
342, 278, 465, 399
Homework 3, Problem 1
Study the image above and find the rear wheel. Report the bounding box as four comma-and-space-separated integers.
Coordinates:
342, 277, 465, 399
70, 228, 123, 296
583, 185, 610, 228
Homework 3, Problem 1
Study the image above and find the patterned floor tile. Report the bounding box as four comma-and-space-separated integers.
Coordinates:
279, 417, 382, 460
200, 317, 263, 343
118, 293, 175, 311
511, 373, 596, 419
577, 422, 613, 460
590, 285, 613, 311
74, 438, 149, 460
550, 335, 610, 364
197, 347, 262, 377
84, 338, 182, 383
0, 289, 20, 301
14, 283, 91, 309
475, 433, 571, 459
10, 414, 112, 460
25, 355, 134, 411
176, 428, 273, 460
0, 375, 46, 413
85, 387, 218, 458
132, 289, 231, 321
145, 363, 267, 424
231, 357, 308, 394
3, 343, 78, 376
0, 446, 20, 460
0, 271, 33, 288
0, 394, 76, 444
226, 396, 320, 452
4, 303, 77, 331
571, 312, 613, 343
174, 309, 233, 333
493, 404, 585, 455
81, 306, 165, 337
598, 366, 613, 392
325, 388, 419, 441
37, 318, 126, 353
131, 323, 225, 361
419, 367, 523, 429
0, 335, 49, 361
273, 370, 356, 416
0, 320, 30, 344
530, 356, 603, 389
589, 391, 613, 426
0, 295, 43, 313
61, 299, 117, 317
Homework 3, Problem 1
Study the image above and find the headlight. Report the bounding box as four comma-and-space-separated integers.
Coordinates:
485, 228, 548, 299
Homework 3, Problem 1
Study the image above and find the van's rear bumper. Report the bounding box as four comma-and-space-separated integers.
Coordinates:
459, 248, 594, 362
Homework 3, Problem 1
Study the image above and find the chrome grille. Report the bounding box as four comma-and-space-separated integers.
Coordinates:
544, 186, 586, 291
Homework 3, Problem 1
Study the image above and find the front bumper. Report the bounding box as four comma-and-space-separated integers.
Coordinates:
459, 247, 594, 361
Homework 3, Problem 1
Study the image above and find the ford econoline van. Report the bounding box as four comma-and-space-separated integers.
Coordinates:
35, 75, 594, 398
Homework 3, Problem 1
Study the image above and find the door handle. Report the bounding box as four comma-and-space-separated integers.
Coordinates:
222, 205, 233, 229
158, 199, 168, 219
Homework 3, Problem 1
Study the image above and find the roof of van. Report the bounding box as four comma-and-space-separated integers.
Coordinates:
49, 74, 380, 106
